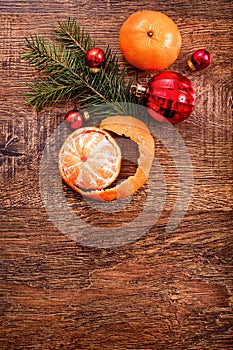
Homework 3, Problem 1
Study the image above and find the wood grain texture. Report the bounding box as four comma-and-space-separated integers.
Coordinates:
0, 0, 232, 349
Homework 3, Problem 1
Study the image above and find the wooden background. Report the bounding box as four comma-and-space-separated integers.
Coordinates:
0, 0, 232, 349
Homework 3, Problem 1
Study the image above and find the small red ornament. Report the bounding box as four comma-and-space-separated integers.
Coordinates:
65, 110, 89, 129
187, 49, 211, 71
145, 71, 196, 124
85, 47, 105, 73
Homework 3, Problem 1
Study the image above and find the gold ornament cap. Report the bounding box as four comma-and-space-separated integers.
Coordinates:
89, 67, 101, 73
130, 83, 147, 97
187, 59, 197, 71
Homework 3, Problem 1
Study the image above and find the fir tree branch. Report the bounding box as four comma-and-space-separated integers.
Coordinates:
22, 35, 110, 108
54, 17, 94, 54
24, 78, 78, 110
22, 18, 137, 113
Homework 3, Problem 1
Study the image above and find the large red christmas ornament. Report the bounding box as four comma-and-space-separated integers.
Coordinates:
65, 110, 89, 129
85, 47, 105, 73
187, 49, 211, 71
145, 71, 196, 124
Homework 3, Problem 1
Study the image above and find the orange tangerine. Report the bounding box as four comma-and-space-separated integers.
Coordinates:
119, 10, 181, 71
58, 116, 154, 201
59, 127, 121, 191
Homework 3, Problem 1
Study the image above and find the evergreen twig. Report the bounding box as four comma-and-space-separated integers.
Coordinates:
22, 18, 137, 114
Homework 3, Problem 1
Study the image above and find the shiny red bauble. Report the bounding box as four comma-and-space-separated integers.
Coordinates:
65, 110, 89, 129
85, 47, 105, 72
188, 49, 211, 71
145, 71, 196, 124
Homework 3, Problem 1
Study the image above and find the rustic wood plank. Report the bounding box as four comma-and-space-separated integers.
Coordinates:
0, 0, 232, 349
0, 210, 232, 349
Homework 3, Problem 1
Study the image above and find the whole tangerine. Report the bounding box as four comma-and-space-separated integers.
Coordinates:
119, 10, 182, 71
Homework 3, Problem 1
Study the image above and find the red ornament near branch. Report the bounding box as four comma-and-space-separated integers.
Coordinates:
132, 71, 196, 124
85, 47, 105, 73
65, 110, 89, 129
187, 49, 211, 71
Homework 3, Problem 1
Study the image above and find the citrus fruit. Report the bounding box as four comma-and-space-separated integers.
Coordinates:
119, 10, 181, 71
58, 116, 154, 201
58, 127, 121, 191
